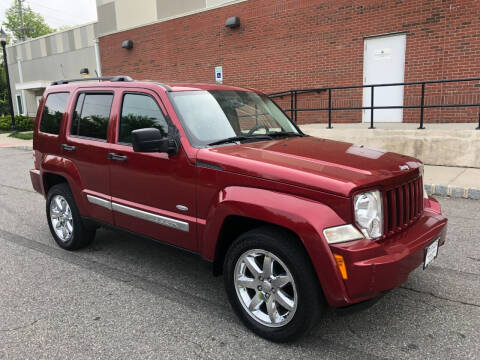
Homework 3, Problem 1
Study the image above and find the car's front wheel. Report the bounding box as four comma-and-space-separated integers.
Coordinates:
224, 226, 324, 342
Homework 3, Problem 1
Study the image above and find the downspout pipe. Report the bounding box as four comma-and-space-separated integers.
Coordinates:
94, 39, 102, 77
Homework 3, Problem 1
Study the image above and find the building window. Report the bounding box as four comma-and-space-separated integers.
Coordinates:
16, 94, 25, 116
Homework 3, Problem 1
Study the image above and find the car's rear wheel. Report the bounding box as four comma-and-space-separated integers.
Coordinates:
46, 183, 95, 250
224, 226, 324, 342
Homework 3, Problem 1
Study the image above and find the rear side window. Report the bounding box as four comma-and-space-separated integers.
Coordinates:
39, 92, 69, 134
118, 93, 168, 144
70, 93, 113, 141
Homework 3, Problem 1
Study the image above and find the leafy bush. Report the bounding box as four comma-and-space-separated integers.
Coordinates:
0, 115, 34, 131
0, 99, 10, 116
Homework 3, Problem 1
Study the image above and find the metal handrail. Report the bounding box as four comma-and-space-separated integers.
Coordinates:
268, 77, 480, 129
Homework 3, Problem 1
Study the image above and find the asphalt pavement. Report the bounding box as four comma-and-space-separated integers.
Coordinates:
0, 147, 479, 359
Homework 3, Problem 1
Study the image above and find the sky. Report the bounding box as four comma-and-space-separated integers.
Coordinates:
0, 0, 97, 32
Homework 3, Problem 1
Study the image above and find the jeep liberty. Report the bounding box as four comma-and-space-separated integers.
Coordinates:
30, 76, 447, 342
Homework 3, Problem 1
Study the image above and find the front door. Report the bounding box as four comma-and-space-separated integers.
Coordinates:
363, 34, 406, 123
108, 90, 197, 251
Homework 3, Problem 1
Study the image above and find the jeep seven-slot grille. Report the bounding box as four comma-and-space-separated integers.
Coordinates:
384, 176, 424, 233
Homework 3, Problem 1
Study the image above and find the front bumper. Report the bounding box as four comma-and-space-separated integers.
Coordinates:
329, 198, 447, 305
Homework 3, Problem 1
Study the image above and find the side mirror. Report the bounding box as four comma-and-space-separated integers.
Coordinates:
132, 128, 174, 153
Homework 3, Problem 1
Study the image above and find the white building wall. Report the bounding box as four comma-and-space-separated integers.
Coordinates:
5, 23, 98, 117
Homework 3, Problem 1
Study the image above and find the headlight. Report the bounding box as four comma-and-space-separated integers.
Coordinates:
354, 190, 383, 239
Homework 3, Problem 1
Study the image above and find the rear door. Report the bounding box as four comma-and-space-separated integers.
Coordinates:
108, 89, 197, 251
63, 89, 115, 224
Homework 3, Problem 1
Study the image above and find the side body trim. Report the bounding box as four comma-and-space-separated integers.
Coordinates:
86, 195, 189, 232
86, 195, 112, 210
111, 203, 189, 232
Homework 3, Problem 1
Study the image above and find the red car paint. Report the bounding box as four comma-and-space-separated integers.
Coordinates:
31, 81, 447, 308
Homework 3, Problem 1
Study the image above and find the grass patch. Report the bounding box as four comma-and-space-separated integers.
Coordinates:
8, 131, 33, 140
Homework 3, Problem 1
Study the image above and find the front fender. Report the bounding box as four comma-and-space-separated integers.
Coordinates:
41, 155, 87, 215
201, 186, 350, 307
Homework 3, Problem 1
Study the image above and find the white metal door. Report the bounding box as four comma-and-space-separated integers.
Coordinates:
363, 34, 406, 123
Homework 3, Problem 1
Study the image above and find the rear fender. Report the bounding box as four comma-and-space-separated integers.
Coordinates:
41, 155, 87, 215
201, 186, 350, 307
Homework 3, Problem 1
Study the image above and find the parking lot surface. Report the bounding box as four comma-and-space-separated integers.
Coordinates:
0, 148, 478, 359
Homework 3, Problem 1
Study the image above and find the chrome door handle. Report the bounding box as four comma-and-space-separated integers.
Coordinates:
61, 144, 76, 152
107, 153, 128, 162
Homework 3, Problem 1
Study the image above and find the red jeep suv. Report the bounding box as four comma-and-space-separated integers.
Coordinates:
30, 76, 447, 342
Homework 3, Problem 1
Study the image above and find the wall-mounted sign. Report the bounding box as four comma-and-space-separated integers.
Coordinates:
215, 66, 223, 83
374, 48, 392, 60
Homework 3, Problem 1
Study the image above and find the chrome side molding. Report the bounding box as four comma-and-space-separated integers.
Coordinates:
86, 194, 189, 232
112, 202, 189, 232
87, 195, 112, 210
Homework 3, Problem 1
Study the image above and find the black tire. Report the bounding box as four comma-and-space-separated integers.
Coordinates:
46, 183, 96, 250
223, 226, 324, 342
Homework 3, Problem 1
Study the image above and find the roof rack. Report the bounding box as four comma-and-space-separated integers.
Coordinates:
51, 75, 133, 86
138, 79, 172, 92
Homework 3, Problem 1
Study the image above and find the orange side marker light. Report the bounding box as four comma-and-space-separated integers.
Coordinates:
333, 254, 348, 280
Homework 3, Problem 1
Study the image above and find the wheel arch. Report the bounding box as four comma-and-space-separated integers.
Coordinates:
213, 215, 305, 276
202, 186, 351, 307
43, 172, 69, 194
41, 155, 86, 214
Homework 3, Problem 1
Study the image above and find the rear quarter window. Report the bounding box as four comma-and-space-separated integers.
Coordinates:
39, 92, 70, 135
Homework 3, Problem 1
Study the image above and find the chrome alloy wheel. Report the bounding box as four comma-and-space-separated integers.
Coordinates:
49, 195, 73, 243
234, 249, 298, 327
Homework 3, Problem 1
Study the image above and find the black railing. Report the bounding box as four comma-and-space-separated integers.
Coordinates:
268, 77, 480, 130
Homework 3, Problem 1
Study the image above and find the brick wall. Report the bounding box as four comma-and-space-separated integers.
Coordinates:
99, 0, 480, 124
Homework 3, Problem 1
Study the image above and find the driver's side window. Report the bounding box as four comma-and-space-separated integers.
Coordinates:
118, 93, 168, 144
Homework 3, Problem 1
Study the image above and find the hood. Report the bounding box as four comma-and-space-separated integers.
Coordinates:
197, 136, 422, 196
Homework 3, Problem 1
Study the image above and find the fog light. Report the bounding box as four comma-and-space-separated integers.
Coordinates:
333, 254, 348, 280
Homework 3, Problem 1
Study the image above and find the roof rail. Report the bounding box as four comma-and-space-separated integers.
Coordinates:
51, 76, 133, 86
156, 83, 172, 92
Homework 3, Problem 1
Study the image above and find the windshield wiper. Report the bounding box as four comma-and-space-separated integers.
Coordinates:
267, 131, 303, 138
208, 135, 272, 146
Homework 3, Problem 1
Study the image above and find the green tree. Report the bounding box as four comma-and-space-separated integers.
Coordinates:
57, 25, 72, 32
2, 1, 55, 41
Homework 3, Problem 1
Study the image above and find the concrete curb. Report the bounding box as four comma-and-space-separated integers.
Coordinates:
425, 184, 480, 200
11, 145, 33, 151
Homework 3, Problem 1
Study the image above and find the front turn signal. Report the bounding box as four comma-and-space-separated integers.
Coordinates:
333, 254, 348, 280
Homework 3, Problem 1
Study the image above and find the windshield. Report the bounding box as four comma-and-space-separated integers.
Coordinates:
169, 90, 299, 147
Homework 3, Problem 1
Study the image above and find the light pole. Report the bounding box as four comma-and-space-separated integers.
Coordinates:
0, 27, 16, 131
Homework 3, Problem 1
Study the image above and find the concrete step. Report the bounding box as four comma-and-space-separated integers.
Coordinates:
300, 123, 480, 168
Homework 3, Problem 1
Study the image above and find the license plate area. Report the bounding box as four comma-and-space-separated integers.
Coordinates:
423, 237, 440, 269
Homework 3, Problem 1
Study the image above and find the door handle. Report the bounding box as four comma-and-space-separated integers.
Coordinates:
61, 144, 76, 152
107, 153, 128, 162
